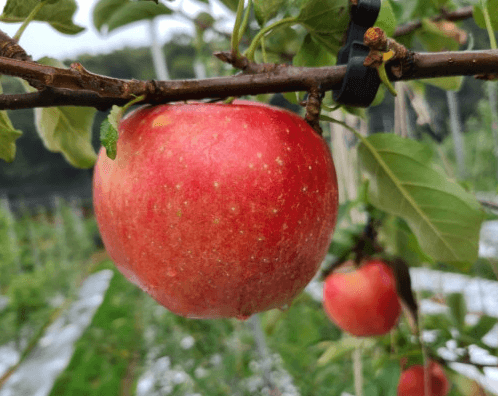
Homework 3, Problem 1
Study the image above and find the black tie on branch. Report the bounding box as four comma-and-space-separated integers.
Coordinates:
333, 0, 382, 107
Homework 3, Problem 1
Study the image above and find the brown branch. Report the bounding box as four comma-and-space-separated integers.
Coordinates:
0, 57, 347, 109
0, 30, 31, 61
397, 50, 498, 81
480, 200, 498, 212
0, 49, 497, 110
394, 6, 474, 37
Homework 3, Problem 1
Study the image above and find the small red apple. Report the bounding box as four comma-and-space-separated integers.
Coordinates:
397, 361, 450, 396
93, 101, 338, 319
322, 259, 401, 336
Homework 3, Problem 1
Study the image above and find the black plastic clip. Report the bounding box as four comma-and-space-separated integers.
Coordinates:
333, 0, 381, 107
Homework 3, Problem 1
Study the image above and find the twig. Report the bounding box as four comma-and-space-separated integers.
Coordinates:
394, 6, 474, 37
480, 200, 498, 212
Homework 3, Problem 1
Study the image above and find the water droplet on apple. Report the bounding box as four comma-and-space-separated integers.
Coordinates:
236, 314, 251, 321
167, 269, 177, 277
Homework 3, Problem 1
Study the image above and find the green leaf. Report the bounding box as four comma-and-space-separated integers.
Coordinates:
254, 0, 286, 26
100, 120, 118, 160
421, 76, 464, 91
467, 315, 497, 340
93, 0, 124, 31
0, 0, 84, 35
342, 105, 367, 119
218, 0, 239, 12
370, 85, 386, 107
0, 110, 22, 163
416, 18, 460, 52
100, 105, 122, 160
394, 218, 434, 265
374, 0, 396, 37
430, 0, 452, 8
282, 91, 304, 105
297, 0, 350, 56
317, 337, 375, 366
0, 80, 22, 163
374, 360, 400, 396
21, 57, 98, 168
447, 292, 466, 331
107, 104, 122, 130
357, 133, 485, 266
474, 0, 498, 31
294, 33, 336, 67
34, 106, 98, 168
387, 0, 417, 23
93, 0, 172, 34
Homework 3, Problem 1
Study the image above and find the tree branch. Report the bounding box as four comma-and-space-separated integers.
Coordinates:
480, 200, 498, 212
0, 48, 496, 110
393, 6, 474, 37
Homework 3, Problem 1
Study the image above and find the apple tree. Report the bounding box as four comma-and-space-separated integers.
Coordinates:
0, 0, 497, 394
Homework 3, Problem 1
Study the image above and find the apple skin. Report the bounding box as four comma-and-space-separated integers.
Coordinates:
322, 259, 401, 336
397, 361, 450, 396
93, 101, 338, 319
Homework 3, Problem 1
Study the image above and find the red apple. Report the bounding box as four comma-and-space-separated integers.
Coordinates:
397, 361, 450, 396
323, 259, 401, 336
93, 101, 338, 319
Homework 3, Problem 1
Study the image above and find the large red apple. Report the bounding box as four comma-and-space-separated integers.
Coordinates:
93, 101, 338, 319
323, 259, 401, 336
397, 361, 450, 396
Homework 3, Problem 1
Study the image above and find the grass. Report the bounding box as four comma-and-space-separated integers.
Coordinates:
0, 197, 98, 382
49, 262, 143, 396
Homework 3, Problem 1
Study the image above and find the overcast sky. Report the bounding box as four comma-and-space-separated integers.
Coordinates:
0, 0, 229, 60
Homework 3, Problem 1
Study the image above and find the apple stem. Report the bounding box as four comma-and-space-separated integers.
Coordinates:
303, 86, 324, 135
353, 345, 364, 396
